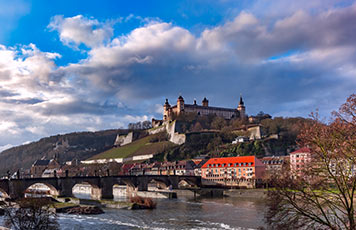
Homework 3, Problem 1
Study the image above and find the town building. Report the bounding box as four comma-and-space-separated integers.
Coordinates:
192, 159, 209, 176
30, 160, 51, 178
289, 148, 311, 176
30, 158, 61, 178
159, 160, 195, 175
201, 156, 265, 188
261, 156, 289, 172
163, 95, 246, 121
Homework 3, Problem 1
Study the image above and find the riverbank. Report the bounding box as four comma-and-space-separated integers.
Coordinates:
225, 188, 267, 199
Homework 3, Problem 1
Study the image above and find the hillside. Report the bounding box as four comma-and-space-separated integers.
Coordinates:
0, 115, 312, 175
90, 133, 176, 160
0, 129, 128, 175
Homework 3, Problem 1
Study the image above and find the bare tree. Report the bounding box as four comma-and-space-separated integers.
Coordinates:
266, 94, 356, 230
2, 198, 59, 230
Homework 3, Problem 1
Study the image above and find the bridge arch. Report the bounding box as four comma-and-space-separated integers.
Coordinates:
72, 182, 101, 200
24, 183, 59, 197
148, 179, 170, 191
178, 179, 198, 188
0, 188, 9, 198
113, 184, 129, 199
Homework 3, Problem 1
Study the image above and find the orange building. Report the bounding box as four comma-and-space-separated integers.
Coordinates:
201, 156, 265, 188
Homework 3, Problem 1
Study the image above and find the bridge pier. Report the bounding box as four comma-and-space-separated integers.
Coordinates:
58, 178, 73, 198
169, 176, 179, 189
9, 180, 27, 199
101, 177, 114, 200
136, 176, 149, 191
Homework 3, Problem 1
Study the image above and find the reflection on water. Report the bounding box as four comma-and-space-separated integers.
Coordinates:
58, 196, 266, 230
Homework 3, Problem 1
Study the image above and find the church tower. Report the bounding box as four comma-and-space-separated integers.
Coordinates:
163, 99, 171, 121
177, 95, 185, 115
202, 97, 209, 107
237, 95, 246, 119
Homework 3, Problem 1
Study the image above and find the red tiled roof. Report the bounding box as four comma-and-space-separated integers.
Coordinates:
202, 156, 260, 168
191, 159, 203, 165
290, 147, 311, 154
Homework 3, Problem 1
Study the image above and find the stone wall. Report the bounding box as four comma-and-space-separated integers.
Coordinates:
248, 126, 262, 140
114, 132, 134, 146
148, 121, 186, 145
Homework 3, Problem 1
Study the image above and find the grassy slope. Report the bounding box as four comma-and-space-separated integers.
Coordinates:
89, 134, 175, 160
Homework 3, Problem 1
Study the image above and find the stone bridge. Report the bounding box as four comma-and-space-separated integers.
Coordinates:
0, 175, 201, 200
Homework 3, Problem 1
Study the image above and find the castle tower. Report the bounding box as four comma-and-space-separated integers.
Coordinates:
237, 95, 246, 119
202, 97, 209, 107
163, 99, 171, 121
177, 95, 185, 115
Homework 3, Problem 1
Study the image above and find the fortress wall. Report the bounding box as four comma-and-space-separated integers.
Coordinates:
166, 121, 186, 145
148, 121, 186, 145
148, 125, 166, 135
114, 132, 134, 146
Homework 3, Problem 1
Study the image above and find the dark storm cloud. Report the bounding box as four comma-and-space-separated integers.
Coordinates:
33, 99, 120, 116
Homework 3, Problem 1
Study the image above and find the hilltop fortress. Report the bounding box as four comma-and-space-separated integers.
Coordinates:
162, 95, 246, 121
147, 95, 248, 145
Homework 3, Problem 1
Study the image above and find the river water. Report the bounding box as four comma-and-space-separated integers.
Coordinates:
58, 196, 266, 230
1, 195, 266, 229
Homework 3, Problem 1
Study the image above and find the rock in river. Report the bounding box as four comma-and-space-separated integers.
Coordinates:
65, 206, 104, 215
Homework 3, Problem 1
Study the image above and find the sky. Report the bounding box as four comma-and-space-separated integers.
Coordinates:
0, 0, 356, 151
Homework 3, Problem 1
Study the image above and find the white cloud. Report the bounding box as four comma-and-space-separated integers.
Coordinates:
48, 15, 114, 48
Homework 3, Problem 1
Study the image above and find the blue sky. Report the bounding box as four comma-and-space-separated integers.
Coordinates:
0, 0, 356, 151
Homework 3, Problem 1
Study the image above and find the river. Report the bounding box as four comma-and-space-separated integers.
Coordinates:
1, 195, 266, 229
58, 195, 266, 230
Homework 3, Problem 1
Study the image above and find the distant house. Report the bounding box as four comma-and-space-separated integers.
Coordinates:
128, 163, 147, 175
201, 156, 265, 188
30, 158, 60, 178
42, 168, 58, 178
159, 161, 195, 176
193, 159, 209, 176
290, 148, 311, 177
121, 163, 134, 175
232, 136, 249, 144
30, 160, 50, 178
261, 156, 289, 172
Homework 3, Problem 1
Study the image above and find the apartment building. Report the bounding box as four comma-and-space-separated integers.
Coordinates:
201, 156, 265, 188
